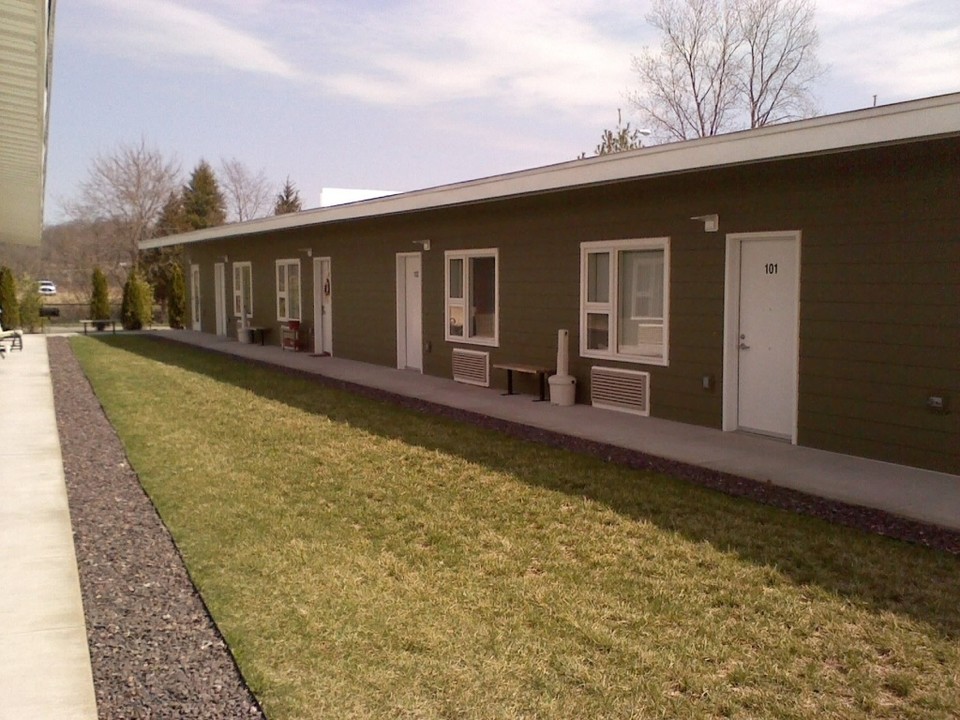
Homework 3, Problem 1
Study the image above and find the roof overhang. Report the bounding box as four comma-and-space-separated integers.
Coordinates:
0, 0, 56, 247
142, 92, 960, 251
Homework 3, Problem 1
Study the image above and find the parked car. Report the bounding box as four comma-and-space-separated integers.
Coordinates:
38, 280, 57, 295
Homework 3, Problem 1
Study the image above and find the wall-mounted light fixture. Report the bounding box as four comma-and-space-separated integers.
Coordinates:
412, 239, 431, 251
691, 214, 719, 232
298, 248, 313, 257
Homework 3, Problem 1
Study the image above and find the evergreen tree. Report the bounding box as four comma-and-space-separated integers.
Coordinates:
182, 160, 226, 230
155, 191, 187, 237
274, 177, 302, 215
581, 110, 649, 158
90, 267, 111, 321
140, 245, 183, 321
0, 266, 20, 329
120, 274, 132, 327
141, 191, 187, 319
18, 275, 41, 333
168, 263, 187, 329
121, 268, 154, 330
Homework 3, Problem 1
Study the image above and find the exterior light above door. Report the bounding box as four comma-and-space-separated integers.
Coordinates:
691, 214, 719, 232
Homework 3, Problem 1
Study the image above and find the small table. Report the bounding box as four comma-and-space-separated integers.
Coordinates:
493, 363, 552, 402
81, 319, 117, 335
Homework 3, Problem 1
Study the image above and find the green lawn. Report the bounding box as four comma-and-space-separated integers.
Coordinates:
72, 336, 960, 720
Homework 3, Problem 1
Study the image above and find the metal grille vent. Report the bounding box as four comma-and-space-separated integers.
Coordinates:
590, 367, 650, 416
452, 348, 490, 387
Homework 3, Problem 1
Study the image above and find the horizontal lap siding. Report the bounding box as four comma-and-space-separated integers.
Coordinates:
484, 188, 730, 426
184, 137, 958, 473
795, 141, 959, 472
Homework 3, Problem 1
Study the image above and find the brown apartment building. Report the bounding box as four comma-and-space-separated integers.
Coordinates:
141, 93, 960, 475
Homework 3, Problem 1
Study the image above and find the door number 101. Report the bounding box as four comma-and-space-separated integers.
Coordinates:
764, 262, 778, 275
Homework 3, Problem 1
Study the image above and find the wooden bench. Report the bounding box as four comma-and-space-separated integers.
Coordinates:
493, 363, 552, 402
247, 326, 269, 346
81, 319, 117, 335
0, 329, 23, 352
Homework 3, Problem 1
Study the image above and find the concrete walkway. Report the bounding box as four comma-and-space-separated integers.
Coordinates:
157, 330, 960, 531
0, 336, 97, 719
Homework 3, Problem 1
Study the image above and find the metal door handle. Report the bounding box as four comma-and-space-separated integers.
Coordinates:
739, 342, 751, 350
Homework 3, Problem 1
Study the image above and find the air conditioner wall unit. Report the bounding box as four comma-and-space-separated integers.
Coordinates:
590, 366, 650, 416
452, 348, 490, 387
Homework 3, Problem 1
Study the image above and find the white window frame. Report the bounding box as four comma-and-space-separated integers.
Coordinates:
579, 237, 670, 366
444, 248, 499, 347
232, 261, 253, 320
275, 258, 301, 322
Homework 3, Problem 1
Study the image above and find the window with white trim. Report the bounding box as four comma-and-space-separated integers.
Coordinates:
232, 262, 252, 319
445, 249, 498, 346
275, 259, 301, 321
580, 238, 670, 365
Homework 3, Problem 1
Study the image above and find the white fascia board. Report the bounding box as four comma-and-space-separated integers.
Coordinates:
141, 92, 960, 252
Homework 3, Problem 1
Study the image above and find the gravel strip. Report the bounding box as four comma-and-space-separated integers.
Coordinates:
49, 337, 266, 719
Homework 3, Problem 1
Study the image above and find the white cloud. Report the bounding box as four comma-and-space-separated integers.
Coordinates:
283, 0, 647, 118
818, 0, 960, 102
88, 0, 304, 80
73, 0, 960, 123
817, 0, 918, 23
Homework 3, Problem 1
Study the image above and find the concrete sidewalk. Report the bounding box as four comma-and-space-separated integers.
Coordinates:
158, 329, 960, 532
0, 336, 97, 720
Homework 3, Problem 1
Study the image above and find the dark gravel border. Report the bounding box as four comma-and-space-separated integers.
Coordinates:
50, 337, 266, 719
49, 333, 959, 718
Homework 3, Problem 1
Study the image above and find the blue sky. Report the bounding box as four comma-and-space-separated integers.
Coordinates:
44, 0, 960, 223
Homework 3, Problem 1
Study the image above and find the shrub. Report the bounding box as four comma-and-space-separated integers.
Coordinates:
0, 266, 20, 329
120, 274, 131, 326
121, 269, 154, 330
168, 263, 186, 329
90, 267, 111, 321
18, 275, 41, 333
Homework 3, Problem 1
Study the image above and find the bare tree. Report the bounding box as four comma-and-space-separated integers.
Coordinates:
219, 158, 273, 223
63, 139, 180, 270
736, 0, 822, 128
629, 0, 821, 141
631, 0, 741, 141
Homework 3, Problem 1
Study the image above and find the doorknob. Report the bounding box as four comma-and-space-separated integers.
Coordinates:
739, 342, 751, 350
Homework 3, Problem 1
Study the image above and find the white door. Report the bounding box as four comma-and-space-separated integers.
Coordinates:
214, 262, 227, 336
190, 264, 201, 331
724, 233, 800, 440
233, 262, 253, 333
396, 253, 423, 371
313, 257, 332, 355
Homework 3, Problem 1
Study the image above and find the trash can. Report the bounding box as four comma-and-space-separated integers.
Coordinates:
548, 374, 576, 406
237, 321, 251, 344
